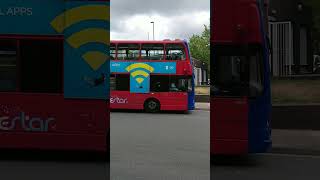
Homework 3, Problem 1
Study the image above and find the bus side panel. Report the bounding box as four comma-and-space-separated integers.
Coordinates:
110, 92, 188, 111
110, 91, 144, 110
158, 92, 188, 111
211, 97, 249, 154
63, 1, 109, 100
0, 93, 108, 152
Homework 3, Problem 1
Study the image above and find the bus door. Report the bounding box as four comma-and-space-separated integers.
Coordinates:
168, 75, 189, 110
211, 45, 253, 154
212, 45, 269, 154
211, 96, 249, 154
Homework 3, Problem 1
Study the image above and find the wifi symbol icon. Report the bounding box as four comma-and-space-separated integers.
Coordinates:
50, 4, 109, 71
126, 63, 155, 84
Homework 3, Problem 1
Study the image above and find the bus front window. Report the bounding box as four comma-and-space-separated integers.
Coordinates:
213, 45, 264, 98
169, 76, 192, 92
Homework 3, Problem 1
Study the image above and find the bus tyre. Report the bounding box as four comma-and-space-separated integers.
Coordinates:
144, 99, 160, 113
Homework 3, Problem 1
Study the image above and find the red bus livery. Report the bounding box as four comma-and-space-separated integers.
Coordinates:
211, 0, 272, 155
110, 40, 195, 112
0, 0, 110, 152
0, 112, 54, 132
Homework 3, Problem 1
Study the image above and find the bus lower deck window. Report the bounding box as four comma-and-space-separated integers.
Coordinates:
0, 39, 17, 92
20, 39, 63, 93
0, 38, 63, 93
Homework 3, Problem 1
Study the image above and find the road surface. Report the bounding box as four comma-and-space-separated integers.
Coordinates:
0, 156, 109, 179
110, 110, 210, 180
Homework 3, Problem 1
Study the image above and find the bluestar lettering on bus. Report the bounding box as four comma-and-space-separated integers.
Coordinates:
110, 97, 128, 104
0, 112, 55, 132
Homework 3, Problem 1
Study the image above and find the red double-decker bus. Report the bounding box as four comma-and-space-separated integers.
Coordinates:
110, 40, 195, 113
0, 0, 109, 153
211, 0, 271, 155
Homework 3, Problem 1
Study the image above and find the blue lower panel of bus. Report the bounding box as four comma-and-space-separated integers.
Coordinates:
248, 98, 272, 153
188, 92, 195, 110
248, 128, 272, 153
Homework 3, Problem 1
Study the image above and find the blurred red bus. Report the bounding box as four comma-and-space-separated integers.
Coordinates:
211, 0, 272, 155
0, 0, 110, 153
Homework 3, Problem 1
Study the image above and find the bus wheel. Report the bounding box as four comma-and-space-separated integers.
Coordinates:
144, 99, 160, 113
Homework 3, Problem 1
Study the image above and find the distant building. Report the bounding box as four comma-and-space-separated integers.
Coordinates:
269, 0, 314, 76
192, 57, 209, 86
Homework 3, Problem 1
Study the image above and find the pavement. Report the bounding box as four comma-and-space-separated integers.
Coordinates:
195, 102, 320, 130
194, 102, 320, 154
195, 102, 210, 111
212, 153, 320, 180
195, 95, 210, 102
196, 100, 320, 154
212, 129, 320, 180
272, 104, 320, 130
271, 129, 320, 155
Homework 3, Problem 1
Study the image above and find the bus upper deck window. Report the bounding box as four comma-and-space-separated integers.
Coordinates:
166, 44, 186, 60
141, 44, 164, 60
110, 43, 116, 60
213, 45, 264, 97
117, 44, 140, 60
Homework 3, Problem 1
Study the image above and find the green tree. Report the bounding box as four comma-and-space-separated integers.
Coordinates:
303, 0, 320, 30
189, 25, 210, 72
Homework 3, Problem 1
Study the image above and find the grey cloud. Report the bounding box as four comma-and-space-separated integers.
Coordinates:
111, 0, 210, 39
111, 0, 209, 18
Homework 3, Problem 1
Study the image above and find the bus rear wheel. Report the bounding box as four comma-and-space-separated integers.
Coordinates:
144, 99, 160, 113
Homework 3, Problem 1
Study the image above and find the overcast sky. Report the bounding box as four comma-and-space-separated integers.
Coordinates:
110, 0, 210, 41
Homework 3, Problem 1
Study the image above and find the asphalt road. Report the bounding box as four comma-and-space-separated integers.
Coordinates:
0, 158, 109, 179
212, 153, 320, 180
110, 110, 210, 180
2, 108, 319, 180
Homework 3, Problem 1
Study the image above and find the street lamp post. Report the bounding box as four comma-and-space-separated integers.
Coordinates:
150, 21, 154, 40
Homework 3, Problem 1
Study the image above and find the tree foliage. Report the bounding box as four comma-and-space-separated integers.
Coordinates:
303, 0, 320, 30
303, 0, 320, 52
189, 25, 210, 71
